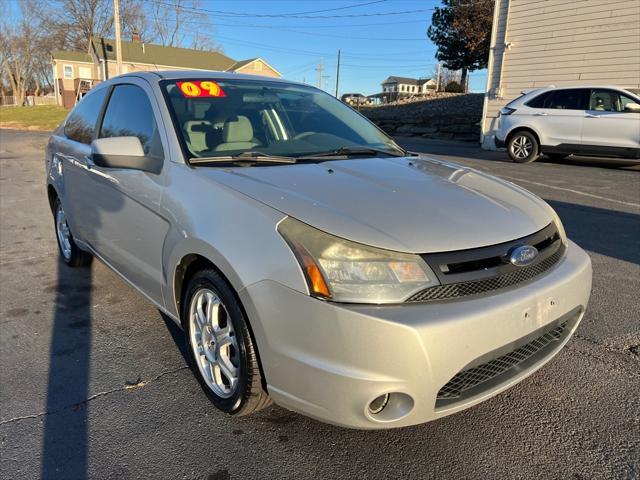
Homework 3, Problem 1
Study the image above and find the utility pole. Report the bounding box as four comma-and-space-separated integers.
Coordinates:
315, 59, 324, 89
436, 62, 442, 92
114, 0, 123, 75
334, 49, 341, 98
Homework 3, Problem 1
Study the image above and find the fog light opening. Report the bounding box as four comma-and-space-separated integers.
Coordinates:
368, 393, 390, 415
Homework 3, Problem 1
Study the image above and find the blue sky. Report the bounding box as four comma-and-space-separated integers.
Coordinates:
181, 0, 488, 95
8, 0, 488, 95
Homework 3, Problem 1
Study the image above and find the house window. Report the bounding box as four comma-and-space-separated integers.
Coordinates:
63, 65, 73, 79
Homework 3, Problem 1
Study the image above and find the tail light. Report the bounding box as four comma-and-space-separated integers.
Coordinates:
499, 107, 516, 116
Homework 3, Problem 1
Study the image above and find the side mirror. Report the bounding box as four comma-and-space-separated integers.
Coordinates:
91, 137, 162, 174
624, 102, 640, 112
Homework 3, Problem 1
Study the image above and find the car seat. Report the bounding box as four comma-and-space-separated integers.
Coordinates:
183, 120, 212, 153
214, 116, 260, 151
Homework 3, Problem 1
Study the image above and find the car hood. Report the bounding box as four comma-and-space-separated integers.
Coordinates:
202, 156, 553, 253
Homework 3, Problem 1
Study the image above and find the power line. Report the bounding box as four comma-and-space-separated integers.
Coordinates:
149, 0, 436, 19
280, 0, 390, 16
152, 14, 428, 42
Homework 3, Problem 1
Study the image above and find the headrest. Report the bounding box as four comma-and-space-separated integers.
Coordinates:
222, 116, 253, 143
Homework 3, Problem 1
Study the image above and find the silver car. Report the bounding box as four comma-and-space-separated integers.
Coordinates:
46, 71, 592, 429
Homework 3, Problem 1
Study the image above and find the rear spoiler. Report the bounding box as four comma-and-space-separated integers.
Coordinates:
521, 85, 555, 95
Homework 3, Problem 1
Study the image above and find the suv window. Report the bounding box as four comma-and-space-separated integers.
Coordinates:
590, 89, 638, 112
64, 88, 109, 144
99, 84, 164, 159
526, 89, 589, 110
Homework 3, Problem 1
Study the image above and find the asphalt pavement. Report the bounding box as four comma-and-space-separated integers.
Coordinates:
1, 129, 638, 479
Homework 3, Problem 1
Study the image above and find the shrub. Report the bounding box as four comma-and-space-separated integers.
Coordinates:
445, 81, 464, 93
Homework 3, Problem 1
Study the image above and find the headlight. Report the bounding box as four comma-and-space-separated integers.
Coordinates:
550, 208, 567, 244
277, 217, 439, 304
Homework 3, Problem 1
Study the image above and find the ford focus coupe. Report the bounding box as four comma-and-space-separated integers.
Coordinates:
46, 71, 592, 429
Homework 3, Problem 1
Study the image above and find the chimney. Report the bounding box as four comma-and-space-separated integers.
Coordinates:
131, 29, 141, 42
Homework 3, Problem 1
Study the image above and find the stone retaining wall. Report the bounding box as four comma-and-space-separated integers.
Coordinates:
360, 93, 484, 142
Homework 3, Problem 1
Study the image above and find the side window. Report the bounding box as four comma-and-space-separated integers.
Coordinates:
525, 91, 551, 108
590, 89, 638, 112
545, 89, 589, 110
99, 84, 164, 159
64, 87, 109, 144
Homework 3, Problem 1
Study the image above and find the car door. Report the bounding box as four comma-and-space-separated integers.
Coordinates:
526, 88, 589, 150
56, 86, 110, 243
78, 79, 170, 304
581, 89, 640, 156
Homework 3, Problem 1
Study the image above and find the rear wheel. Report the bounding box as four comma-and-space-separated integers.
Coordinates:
183, 269, 271, 415
53, 198, 92, 267
508, 131, 539, 163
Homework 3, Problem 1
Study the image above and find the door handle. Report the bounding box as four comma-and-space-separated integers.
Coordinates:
585, 113, 600, 118
533, 113, 548, 116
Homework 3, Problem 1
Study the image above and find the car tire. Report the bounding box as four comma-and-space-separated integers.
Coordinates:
53, 197, 92, 267
508, 131, 540, 163
183, 269, 271, 415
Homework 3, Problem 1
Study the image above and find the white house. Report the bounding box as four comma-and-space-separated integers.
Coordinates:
381, 76, 437, 101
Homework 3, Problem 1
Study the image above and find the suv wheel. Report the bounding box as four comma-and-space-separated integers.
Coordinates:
508, 131, 539, 163
53, 198, 92, 267
183, 269, 271, 415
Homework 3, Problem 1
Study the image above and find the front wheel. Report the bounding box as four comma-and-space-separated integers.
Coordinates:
183, 269, 271, 415
508, 131, 539, 163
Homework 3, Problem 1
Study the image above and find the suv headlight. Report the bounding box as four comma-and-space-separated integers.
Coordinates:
278, 217, 439, 304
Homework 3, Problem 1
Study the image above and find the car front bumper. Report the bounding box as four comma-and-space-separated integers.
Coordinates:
239, 240, 592, 429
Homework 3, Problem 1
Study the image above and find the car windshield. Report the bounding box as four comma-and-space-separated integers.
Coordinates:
162, 78, 399, 160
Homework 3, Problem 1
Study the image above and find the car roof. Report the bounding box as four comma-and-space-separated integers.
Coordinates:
524, 85, 637, 95
106, 70, 308, 87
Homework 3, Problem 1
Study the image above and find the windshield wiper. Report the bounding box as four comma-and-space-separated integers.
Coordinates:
189, 151, 297, 165
298, 146, 407, 160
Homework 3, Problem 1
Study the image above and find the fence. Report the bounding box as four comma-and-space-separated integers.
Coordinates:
1, 95, 58, 106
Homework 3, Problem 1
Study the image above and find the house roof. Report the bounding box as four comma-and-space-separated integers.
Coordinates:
382, 76, 433, 86
383, 76, 419, 85
229, 58, 259, 70
88, 38, 237, 71
51, 50, 93, 63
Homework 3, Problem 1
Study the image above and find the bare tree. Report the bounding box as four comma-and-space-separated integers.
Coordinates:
43, 0, 150, 51
0, 2, 43, 105
149, 0, 222, 51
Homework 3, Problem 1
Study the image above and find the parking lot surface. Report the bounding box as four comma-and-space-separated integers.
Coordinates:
1, 129, 638, 479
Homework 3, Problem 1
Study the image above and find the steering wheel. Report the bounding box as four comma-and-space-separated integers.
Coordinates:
293, 131, 317, 140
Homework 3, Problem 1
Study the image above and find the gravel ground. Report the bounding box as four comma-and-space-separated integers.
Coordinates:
1, 129, 638, 480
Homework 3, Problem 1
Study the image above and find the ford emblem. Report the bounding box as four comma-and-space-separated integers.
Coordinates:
509, 245, 539, 267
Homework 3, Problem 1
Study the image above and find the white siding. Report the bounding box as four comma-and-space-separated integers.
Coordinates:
481, 0, 640, 148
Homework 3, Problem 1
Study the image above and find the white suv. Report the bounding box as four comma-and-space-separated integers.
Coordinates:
495, 86, 640, 163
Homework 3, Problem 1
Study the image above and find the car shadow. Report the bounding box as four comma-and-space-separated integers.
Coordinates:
160, 312, 190, 367
547, 199, 640, 265
41, 259, 93, 479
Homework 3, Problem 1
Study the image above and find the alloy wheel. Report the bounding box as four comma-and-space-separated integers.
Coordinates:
188, 288, 240, 398
55, 204, 72, 260
511, 135, 533, 159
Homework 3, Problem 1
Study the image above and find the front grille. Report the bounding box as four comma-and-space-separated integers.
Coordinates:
436, 320, 569, 403
407, 247, 563, 302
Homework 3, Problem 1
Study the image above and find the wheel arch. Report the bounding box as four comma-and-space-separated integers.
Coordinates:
47, 184, 59, 213
172, 251, 270, 388
506, 126, 541, 148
